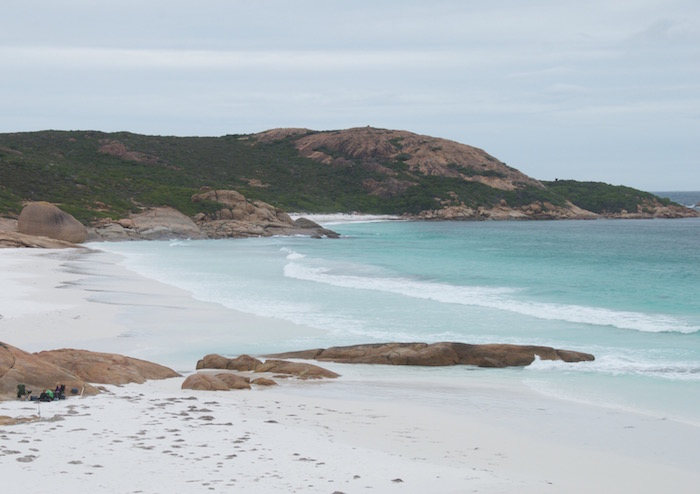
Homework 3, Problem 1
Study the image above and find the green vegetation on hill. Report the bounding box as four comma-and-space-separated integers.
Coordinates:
542, 180, 672, 215
0, 130, 683, 223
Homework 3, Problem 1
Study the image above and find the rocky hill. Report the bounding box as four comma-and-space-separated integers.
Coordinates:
0, 127, 695, 234
256, 126, 542, 191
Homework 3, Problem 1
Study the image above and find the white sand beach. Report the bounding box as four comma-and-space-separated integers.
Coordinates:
1, 247, 699, 493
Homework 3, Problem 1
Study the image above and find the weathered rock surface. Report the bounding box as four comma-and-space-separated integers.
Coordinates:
196, 354, 262, 372
253, 359, 340, 379
181, 373, 230, 391
283, 127, 543, 192
36, 349, 181, 385
17, 202, 88, 243
414, 201, 600, 221
87, 190, 338, 242
0, 217, 18, 232
180, 372, 255, 391
192, 189, 339, 238
195, 354, 340, 380
0, 230, 82, 249
88, 206, 206, 241
267, 342, 595, 368
2, 216, 81, 248
215, 373, 251, 390
0, 342, 99, 400
251, 377, 278, 386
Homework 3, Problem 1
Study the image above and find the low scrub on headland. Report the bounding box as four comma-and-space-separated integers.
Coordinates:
542, 180, 673, 215
0, 128, 690, 224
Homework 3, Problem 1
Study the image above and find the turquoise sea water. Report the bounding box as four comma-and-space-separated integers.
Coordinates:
95, 218, 700, 424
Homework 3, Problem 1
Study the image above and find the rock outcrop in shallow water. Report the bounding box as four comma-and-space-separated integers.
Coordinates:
266, 342, 595, 368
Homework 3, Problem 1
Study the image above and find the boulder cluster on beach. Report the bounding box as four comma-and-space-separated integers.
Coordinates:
0, 342, 180, 403
1, 341, 594, 404
183, 354, 340, 391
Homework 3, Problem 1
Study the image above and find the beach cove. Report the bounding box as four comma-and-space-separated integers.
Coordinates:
1, 218, 700, 493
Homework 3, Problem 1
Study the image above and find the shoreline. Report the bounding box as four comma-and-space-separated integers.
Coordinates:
1, 246, 699, 492
0, 247, 325, 371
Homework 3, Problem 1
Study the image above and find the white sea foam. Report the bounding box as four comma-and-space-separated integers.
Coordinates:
527, 354, 700, 382
288, 213, 402, 225
283, 261, 700, 334
280, 247, 306, 260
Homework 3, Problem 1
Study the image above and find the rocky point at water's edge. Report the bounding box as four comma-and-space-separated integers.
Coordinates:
265, 342, 595, 368
0, 192, 339, 248
86, 189, 340, 242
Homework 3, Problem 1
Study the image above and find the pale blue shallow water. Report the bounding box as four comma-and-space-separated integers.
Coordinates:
95, 218, 700, 423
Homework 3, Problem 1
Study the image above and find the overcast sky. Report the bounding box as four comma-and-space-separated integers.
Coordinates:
2, 1, 698, 191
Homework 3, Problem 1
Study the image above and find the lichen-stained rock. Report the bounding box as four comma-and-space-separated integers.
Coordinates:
0, 342, 99, 400
17, 202, 88, 243
267, 342, 595, 368
254, 359, 340, 379
36, 349, 180, 385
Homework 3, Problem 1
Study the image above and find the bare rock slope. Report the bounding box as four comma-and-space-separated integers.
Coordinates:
258, 127, 541, 191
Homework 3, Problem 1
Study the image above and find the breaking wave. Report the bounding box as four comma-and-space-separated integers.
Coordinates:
283, 262, 699, 334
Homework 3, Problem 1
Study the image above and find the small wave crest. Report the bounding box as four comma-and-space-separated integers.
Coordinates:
287, 213, 401, 225
283, 262, 700, 334
280, 247, 306, 260
528, 355, 700, 382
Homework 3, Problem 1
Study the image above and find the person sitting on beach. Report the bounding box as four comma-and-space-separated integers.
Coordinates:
17, 384, 31, 400
39, 389, 55, 402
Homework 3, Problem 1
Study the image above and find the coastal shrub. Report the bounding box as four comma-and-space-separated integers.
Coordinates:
543, 180, 673, 214
0, 130, 675, 221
